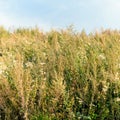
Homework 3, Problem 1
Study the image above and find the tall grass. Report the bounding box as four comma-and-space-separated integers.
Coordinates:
0, 27, 120, 120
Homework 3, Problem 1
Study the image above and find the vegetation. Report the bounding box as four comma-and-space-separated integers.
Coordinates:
0, 26, 120, 120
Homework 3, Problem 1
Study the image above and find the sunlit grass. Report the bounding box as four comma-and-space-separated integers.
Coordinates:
0, 27, 120, 120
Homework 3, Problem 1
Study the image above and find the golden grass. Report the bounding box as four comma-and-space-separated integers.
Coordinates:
0, 27, 120, 120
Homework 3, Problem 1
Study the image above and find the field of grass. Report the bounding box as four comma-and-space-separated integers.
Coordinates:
0, 27, 120, 120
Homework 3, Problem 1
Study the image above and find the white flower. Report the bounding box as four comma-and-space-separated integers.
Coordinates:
116, 97, 120, 102
115, 72, 119, 81
0, 62, 7, 74
40, 62, 45, 65
98, 54, 106, 60
0, 69, 3, 74
103, 85, 108, 93
25, 62, 33, 68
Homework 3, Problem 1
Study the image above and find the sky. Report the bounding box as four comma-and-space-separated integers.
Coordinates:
0, 0, 120, 33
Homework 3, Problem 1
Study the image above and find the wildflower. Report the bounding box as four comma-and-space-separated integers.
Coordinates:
40, 62, 45, 65
0, 69, 3, 74
40, 70, 46, 75
116, 97, 120, 102
98, 54, 106, 60
103, 85, 108, 93
25, 62, 33, 68
0, 62, 7, 74
115, 72, 119, 81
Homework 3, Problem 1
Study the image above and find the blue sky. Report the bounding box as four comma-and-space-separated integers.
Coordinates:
0, 0, 120, 33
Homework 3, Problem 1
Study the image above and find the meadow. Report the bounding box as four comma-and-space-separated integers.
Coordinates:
0, 27, 120, 120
